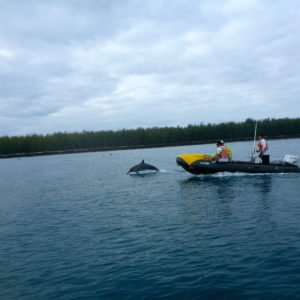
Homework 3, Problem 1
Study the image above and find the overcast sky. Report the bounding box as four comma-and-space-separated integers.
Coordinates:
1, 0, 300, 136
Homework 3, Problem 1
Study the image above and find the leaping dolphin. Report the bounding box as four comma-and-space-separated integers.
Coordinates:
127, 160, 159, 174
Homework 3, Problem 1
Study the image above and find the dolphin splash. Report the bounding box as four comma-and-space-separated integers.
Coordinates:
127, 160, 159, 174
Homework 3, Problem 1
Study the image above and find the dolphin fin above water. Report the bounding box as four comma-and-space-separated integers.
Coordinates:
127, 160, 159, 174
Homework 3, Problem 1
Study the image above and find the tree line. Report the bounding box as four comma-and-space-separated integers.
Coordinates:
0, 118, 300, 156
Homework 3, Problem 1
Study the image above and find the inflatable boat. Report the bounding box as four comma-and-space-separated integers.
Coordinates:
176, 154, 300, 175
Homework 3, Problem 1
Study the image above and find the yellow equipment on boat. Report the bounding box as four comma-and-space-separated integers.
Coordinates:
177, 154, 213, 166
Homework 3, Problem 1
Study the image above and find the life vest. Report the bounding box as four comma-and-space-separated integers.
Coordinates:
258, 139, 269, 152
217, 146, 230, 159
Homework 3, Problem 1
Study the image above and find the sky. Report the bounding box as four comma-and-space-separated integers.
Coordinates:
1, 0, 300, 136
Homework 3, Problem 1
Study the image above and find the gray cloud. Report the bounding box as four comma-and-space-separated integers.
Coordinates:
0, 0, 300, 136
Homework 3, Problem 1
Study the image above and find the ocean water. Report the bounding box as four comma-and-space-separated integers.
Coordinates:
1, 138, 300, 299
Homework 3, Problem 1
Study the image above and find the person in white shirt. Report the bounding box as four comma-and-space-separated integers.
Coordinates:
257, 135, 270, 164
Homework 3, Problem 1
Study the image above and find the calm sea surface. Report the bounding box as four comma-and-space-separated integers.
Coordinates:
1, 138, 300, 299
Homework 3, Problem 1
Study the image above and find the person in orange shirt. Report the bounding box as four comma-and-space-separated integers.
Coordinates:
257, 135, 270, 164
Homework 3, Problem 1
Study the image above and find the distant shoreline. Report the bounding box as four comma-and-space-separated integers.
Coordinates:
1, 134, 299, 159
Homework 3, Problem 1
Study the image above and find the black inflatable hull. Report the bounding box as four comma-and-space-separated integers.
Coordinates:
176, 157, 300, 175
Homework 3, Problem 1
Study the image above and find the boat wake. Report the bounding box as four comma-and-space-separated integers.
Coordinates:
187, 172, 283, 180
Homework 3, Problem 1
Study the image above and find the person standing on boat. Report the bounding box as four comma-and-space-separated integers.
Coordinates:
215, 140, 232, 162
257, 135, 270, 164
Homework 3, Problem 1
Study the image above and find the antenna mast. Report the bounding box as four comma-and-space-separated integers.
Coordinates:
250, 120, 258, 163
253, 120, 257, 154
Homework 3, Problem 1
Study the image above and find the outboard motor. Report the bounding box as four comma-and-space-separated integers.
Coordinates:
283, 155, 299, 166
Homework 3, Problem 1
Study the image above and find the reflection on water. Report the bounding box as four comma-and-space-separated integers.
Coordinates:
260, 175, 272, 195
256, 176, 274, 222
182, 173, 273, 196
180, 173, 275, 221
